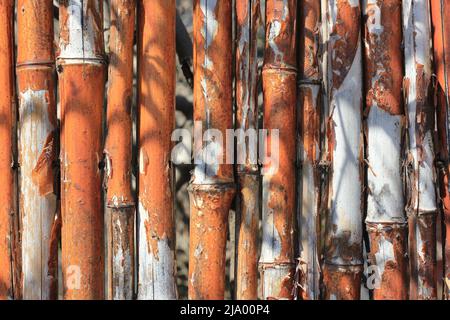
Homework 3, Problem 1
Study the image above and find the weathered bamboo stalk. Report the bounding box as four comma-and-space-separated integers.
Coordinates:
137, 0, 177, 300
17, 0, 58, 300
235, 0, 260, 301
58, 0, 106, 300
259, 0, 297, 300
363, 0, 408, 300
321, 0, 364, 300
403, 0, 438, 300
105, 0, 135, 300
430, 0, 450, 299
297, 0, 322, 300
0, 0, 17, 300
188, 0, 235, 300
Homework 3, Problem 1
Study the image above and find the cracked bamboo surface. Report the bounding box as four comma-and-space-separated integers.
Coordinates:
403, 0, 438, 300
188, 0, 235, 300
0, 0, 16, 300
106, 0, 136, 300
322, 0, 364, 300
363, 0, 408, 300
137, 0, 177, 300
297, 0, 322, 300
431, 0, 450, 299
58, 0, 106, 300
259, 0, 297, 300
235, 0, 261, 301
17, 0, 58, 300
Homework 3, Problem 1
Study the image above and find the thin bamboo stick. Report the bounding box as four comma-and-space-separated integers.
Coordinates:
297, 0, 322, 300
259, 0, 297, 300
58, 0, 106, 300
363, 0, 408, 300
137, 0, 177, 300
403, 0, 438, 300
235, 0, 261, 301
430, 0, 450, 299
105, 0, 136, 300
17, 0, 58, 300
188, 0, 235, 300
322, 0, 364, 300
0, 0, 17, 300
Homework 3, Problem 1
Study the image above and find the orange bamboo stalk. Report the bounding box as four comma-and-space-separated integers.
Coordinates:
235, 0, 260, 300
297, 0, 322, 300
17, 0, 58, 300
0, 0, 16, 300
431, 0, 450, 299
105, 0, 135, 300
322, 0, 364, 300
188, 0, 235, 300
403, 0, 438, 300
259, 0, 297, 300
58, 0, 106, 300
363, 0, 408, 300
137, 0, 177, 300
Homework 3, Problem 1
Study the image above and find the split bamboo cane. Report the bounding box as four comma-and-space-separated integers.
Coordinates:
403, 0, 438, 300
235, 0, 261, 301
58, 0, 106, 300
322, 0, 364, 300
259, 0, 297, 300
363, 0, 408, 300
137, 0, 177, 300
17, 0, 58, 300
0, 0, 17, 300
430, 0, 450, 299
188, 0, 235, 300
105, 0, 136, 300
297, 0, 322, 300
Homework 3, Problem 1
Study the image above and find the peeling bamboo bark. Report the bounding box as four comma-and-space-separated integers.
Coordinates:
17, 0, 58, 300
297, 0, 322, 300
58, 0, 106, 300
106, 0, 135, 300
137, 0, 177, 300
188, 0, 235, 300
321, 0, 364, 300
235, 0, 260, 301
259, 0, 297, 300
430, 0, 450, 299
363, 0, 408, 300
403, 0, 438, 300
0, 0, 16, 300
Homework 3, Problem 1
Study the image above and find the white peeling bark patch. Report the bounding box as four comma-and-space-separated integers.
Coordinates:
328, 41, 364, 265
365, 0, 384, 36
19, 89, 56, 300
366, 106, 405, 223
403, 0, 436, 213
137, 202, 177, 300
260, 176, 282, 263
374, 233, 396, 279
59, 0, 101, 61
268, 21, 283, 63
260, 265, 291, 300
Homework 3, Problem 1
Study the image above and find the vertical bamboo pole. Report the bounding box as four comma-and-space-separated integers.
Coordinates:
137, 0, 177, 300
188, 0, 235, 300
16, 0, 58, 300
0, 0, 16, 300
403, 0, 438, 300
105, 0, 135, 300
322, 0, 364, 300
363, 0, 408, 300
431, 0, 450, 299
58, 0, 106, 300
297, 0, 322, 300
235, 0, 260, 301
259, 0, 297, 300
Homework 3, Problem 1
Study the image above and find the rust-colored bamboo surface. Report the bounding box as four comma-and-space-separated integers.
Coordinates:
0, 0, 16, 300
